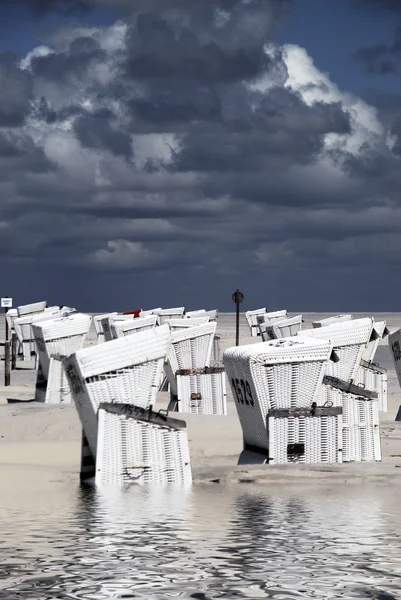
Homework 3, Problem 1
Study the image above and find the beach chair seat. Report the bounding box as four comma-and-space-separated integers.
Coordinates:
95, 403, 192, 486
175, 367, 227, 415
64, 325, 170, 458
111, 315, 157, 339
259, 314, 302, 341
312, 314, 353, 328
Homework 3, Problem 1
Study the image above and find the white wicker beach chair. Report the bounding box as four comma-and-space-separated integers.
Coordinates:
99, 315, 136, 342
95, 404, 192, 486
259, 314, 303, 341
111, 315, 157, 339
312, 314, 353, 328
298, 318, 378, 382
156, 307, 185, 325
166, 322, 217, 393
93, 313, 118, 344
15, 307, 75, 362
223, 337, 337, 459
253, 310, 289, 336
32, 313, 92, 403
64, 325, 171, 458
362, 320, 389, 363
175, 367, 227, 415
245, 308, 266, 337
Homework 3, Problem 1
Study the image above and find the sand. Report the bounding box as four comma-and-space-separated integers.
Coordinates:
1, 312, 401, 486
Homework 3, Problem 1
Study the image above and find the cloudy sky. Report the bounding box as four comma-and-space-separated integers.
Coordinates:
0, 0, 400, 312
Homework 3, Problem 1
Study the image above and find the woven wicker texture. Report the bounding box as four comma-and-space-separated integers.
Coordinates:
312, 315, 353, 328
223, 337, 333, 449
267, 414, 342, 464
354, 365, 387, 412
319, 383, 381, 461
32, 313, 91, 379
299, 318, 375, 380
96, 408, 192, 485
64, 325, 171, 457
259, 314, 303, 341
168, 322, 217, 373
176, 371, 227, 415
111, 315, 157, 339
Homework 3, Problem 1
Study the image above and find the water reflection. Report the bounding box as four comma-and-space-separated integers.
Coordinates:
1, 481, 401, 599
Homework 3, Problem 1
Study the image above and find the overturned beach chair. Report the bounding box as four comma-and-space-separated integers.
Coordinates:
111, 315, 157, 339
156, 307, 185, 325
224, 337, 342, 464
259, 314, 302, 341
32, 313, 92, 403
312, 314, 353, 328
95, 403, 192, 486
64, 325, 171, 459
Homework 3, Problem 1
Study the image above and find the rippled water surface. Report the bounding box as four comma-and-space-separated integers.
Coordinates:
1, 480, 401, 600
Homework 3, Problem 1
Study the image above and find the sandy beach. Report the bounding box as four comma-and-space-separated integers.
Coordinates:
1, 312, 401, 487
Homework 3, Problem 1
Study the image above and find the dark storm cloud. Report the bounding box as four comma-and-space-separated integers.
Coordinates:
29, 36, 105, 82
0, 0, 91, 16
74, 109, 133, 158
0, 53, 33, 127
2, 0, 401, 311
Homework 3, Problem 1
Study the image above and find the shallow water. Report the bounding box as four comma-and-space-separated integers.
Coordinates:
1, 482, 401, 599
